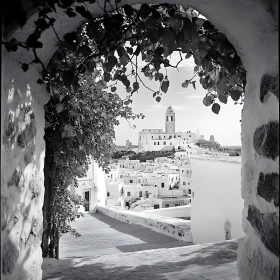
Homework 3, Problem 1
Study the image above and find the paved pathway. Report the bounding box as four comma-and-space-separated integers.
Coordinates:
59, 212, 192, 258
42, 212, 239, 280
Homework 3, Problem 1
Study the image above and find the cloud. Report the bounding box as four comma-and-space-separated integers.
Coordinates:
153, 104, 164, 109
172, 105, 189, 111
143, 104, 165, 111
184, 95, 204, 99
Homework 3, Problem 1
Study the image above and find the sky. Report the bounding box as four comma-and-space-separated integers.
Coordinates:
112, 56, 242, 147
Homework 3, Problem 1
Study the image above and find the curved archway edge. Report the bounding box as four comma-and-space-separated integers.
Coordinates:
1, 1, 278, 279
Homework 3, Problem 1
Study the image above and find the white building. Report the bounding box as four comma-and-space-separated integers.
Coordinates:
70, 159, 107, 212
190, 157, 244, 244
138, 106, 201, 152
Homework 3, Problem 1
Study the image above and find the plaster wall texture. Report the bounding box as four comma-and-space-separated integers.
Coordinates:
190, 158, 244, 244
97, 205, 192, 242
1, 0, 278, 279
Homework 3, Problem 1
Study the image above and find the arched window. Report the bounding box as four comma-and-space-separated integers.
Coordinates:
171, 116, 173, 121
166, 116, 169, 121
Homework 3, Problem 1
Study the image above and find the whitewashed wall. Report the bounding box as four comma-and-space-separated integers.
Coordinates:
190, 158, 244, 244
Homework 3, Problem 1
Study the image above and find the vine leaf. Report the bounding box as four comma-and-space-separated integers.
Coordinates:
62, 70, 75, 87
203, 95, 213, 107
230, 89, 241, 101
182, 80, 189, 88
123, 5, 134, 18
161, 31, 176, 46
139, 4, 151, 19
161, 80, 169, 93
218, 93, 228, 104
191, 81, 196, 89
133, 82, 139, 91
212, 103, 221, 114
78, 45, 92, 57
56, 104, 64, 113
104, 72, 111, 82
21, 64, 29, 72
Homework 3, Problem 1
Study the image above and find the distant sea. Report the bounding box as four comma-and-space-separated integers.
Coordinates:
220, 146, 242, 150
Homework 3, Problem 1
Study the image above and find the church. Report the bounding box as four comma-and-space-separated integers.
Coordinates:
138, 106, 205, 152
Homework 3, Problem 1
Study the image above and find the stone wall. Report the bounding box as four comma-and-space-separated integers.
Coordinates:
97, 206, 192, 242
1, 0, 278, 279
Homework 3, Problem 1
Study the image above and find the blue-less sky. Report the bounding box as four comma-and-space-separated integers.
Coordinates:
113, 56, 242, 146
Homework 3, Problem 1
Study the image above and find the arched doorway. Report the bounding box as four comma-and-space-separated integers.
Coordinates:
1, 1, 278, 280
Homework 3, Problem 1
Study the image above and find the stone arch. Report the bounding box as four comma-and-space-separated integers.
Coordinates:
1, 1, 278, 280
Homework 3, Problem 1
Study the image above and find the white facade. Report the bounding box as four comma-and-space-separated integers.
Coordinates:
190, 158, 244, 244
138, 106, 202, 152
70, 159, 107, 212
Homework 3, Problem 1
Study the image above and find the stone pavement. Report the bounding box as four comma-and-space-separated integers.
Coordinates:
42, 212, 239, 280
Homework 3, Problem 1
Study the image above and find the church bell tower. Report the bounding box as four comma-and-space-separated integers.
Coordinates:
165, 106, 175, 133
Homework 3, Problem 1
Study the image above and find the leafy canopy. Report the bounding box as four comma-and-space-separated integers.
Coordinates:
4, 2, 246, 115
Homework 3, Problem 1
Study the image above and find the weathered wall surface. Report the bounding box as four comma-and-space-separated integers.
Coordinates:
97, 205, 192, 242
1, 0, 278, 279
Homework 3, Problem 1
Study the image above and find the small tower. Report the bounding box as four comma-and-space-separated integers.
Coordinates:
165, 106, 175, 133
210, 135, 215, 142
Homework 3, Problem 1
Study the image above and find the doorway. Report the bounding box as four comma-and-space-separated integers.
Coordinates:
84, 191, 90, 211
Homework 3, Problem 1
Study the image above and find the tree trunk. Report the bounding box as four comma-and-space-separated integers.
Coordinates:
42, 139, 54, 258
42, 140, 51, 257
55, 228, 60, 260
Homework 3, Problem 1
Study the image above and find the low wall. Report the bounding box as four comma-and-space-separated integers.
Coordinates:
144, 205, 191, 219
97, 205, 192, 243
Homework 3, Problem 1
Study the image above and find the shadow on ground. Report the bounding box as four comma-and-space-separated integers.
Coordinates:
90, 212, 192, 253
43, 240, 237, 280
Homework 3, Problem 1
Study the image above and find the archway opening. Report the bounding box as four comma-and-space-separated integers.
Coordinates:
41, 0, 244, 268
1, 1, 278, 280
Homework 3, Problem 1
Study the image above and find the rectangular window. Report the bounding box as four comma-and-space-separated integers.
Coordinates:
120, 175, 123, 178
130, 180, 133, 183
183, 182, 186, 185
154, 142, 156, 145
145, 191, 149, 197
154, 204, 160, 209
139, 191, 142, 197
107, 192, 110, 197
158, 142, 160, 145
192, 191, 194, 198
163, 141, 166, 145
175, 204, 180, 207
165, 204, 169, 208
127, 192, 131, 196
188, 189, 191, 194
161, 183, 164, 188
155, 184, 157, 187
